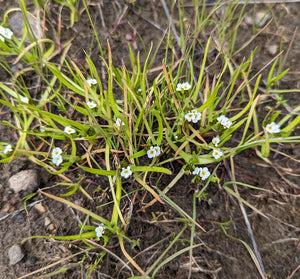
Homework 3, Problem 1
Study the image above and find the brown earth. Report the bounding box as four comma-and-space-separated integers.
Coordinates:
0, 1, 299, 279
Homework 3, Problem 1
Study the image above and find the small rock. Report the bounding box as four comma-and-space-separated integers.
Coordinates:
8, 169, 39, 196
34, 203, 46, 214
7, 11, 42, 41
44, 216, 51, 227
267, 44, 278, 56
8, 245, 24, 265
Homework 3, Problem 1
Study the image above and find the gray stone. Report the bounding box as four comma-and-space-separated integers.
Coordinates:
8, 245, 24, 265
8, 169, 39, 195
7, 11, 42, 41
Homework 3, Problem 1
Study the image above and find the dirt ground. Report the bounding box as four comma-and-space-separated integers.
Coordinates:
0, 1, 299, 279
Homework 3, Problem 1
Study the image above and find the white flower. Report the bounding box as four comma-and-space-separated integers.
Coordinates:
212, 149, 223, 160
64, 126, 76, 134
86, 78, 97, 87
192, 167, 201, 176
52, 147, 62, 158
116, 118, 125, 127
40, 126, 45, 132
3, 144, 13, 154
52, 154, 63, 166
138, 88, 142, 92
86, 100, 97, 109
176, 83, 184, 91
182, 82, 191, 90
121, 166, 132, 179
185, 110, 201, 123
212, 136, 220, 146
199, 167, 210, 180
95, 224, 105, 238
217, 115, 232, 129
20, 96, 29, 103
147, 146, 160, 158
0, 26, 13, 41
265, 122, 281, 134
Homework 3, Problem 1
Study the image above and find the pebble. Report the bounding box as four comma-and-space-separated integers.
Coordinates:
8, 169, 39, 196
8, 245, 24, 265
7, 11, 42, 41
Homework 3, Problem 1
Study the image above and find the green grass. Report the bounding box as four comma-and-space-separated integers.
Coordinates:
0, 0, 299, 278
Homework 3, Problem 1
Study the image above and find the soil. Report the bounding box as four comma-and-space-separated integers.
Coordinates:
0, 1, 299, 279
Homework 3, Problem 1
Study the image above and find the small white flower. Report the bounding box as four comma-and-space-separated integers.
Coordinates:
95, 224, 105, 238
193, 112, 202, 123
154, 146, 161, 156
121, 166, 132, 179
212, 149, 223, 160
116, 118, 125, 127
138, 88, 142, 92
212, 136, 220, 146
52, 147, 62, 158
0, 26, 13, 41
192, 167, 201, 176
3, 144, 13, 154
64, 126, 76, 134
224, 120, 232, 129
182, 82, 191, 90
199, 167, 210, 180
86, 100, 97, 109
185, 112, 194, 122
176, 83, 184, 91
40, 126, 45, 132
20, 96, 29, 103
265, 122, 281, 134
86, 78, 97, 87
52, 154, 63, 166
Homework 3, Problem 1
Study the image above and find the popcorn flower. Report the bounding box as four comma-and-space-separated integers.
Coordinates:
185, 109, 201, 123
116, 118, 125, 127
193, 166, 210, 180
86, 100, 97, 109
217, 115, 232, 129
147, 146, 161, 158
121, 166, 132, 179
64, 126, 76, 134
0, 26, 13, 41
265, 122, 281, 134
176, 82, 191, 91
20, 96, 29, 103
95, 224, 105, 238
86, 78, 97, 87
52, 147, 62, 158
212, 136, 220, 146
52, 155, 63, 167
3, 144, 13, 154
212, 149, 223, 160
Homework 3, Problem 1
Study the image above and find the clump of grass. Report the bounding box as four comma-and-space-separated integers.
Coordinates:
0, 0, 299, 278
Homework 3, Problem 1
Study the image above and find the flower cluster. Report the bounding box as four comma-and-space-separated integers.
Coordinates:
0, 26, 13, 42
176, 82, 191, 91
3, 144, 13, 155
86, 78, 97, 87
147, 146, 161, 158
51, 147, 63, 167
121, 166, 132, 179
185, 109, 202, 123
217, 115, 232, 129
265, 122, 281, 134
193, 167, 210, 180
95, 224, 105, 238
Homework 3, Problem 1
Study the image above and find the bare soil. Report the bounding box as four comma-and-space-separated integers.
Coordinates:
0, 1, 299, 279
